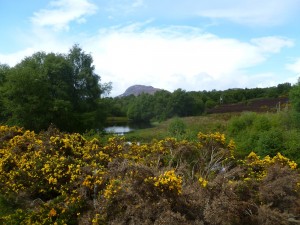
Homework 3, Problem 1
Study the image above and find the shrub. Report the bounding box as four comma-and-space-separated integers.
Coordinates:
168, 117, 187, 137
0, 125, 299, 224
227, 112, 256, 135
255, 128, 285, 157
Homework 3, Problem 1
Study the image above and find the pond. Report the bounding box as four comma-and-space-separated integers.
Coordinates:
104, 126, 133, 135
104, 121, 151, 135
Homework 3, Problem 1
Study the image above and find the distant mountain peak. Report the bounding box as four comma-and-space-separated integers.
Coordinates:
118, 85, 162, 97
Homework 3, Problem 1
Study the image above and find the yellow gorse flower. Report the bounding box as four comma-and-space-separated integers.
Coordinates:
198, 177, 208, 188
145, 170, 182, 194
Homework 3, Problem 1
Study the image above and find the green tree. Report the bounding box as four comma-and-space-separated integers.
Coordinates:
188, 91, 205, 115
2, 52, 53, 130
0, 64, 10, 122
2, 46, 110, 132
152, 90, 172, 121
277, 82, 291, 97
44, 52, 75, 130
67, 45, 112, 131
170, 89, 194, 117
290, 79, 300, 113
127, 94, 154, 122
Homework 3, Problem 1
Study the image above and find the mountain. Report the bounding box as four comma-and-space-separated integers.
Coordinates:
118, 85, 162, 97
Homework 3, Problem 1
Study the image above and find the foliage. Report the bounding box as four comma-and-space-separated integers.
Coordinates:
109, 82, 292, 124
227, 111, 300, 164
0, 125, 298, 224
127, 93, 154, 122
168, 117, 187, 137
0, 46, 111, 132
290, 80, 300, 113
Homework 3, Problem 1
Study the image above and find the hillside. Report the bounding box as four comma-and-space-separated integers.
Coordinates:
207, 97, 289, 114
118, 84, 162, 97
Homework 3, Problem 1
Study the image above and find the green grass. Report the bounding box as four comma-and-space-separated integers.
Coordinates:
125, 113, 237, 142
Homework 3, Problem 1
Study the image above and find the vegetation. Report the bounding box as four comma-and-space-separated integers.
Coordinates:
0, 125, 299, 224
1, 45, 300, 224
126, 110, 300, 164
0, 45, 111, 133
107, 83, 292, 123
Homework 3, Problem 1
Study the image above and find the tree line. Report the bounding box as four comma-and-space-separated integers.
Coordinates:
0, 45, 111, 132
106, 82, 292, 123
0, 45, 297, 132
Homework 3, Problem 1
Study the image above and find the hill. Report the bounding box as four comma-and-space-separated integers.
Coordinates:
118, 84, 162, 97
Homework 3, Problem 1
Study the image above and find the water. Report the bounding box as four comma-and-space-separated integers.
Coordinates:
104, 122, 151, 135
104, 126, 133, 135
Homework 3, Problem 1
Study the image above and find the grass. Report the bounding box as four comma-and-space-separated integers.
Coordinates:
125, 113, 238, 142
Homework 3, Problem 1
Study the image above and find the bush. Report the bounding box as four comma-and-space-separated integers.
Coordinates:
253, 115, 271, 132
168, 117, 187, 137
255, 128, 285, 157
227, 112, 256, 135
0, 125, 299, 224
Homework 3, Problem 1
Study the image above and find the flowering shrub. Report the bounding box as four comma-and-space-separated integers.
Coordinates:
241, 151, 298, 181
144, 170, 182, 195
0, 125, 299, 224
103, 179, 122, 199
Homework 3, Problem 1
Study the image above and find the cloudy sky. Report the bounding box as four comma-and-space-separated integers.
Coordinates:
1, 0, 300, 96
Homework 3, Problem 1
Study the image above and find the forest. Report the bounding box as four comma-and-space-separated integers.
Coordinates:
0, 47, 300, 224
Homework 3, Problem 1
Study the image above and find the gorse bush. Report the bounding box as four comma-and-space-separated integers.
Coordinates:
0, 125, 299, 224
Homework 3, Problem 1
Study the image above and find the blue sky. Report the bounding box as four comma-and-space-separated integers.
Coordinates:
1, 0, 300, 96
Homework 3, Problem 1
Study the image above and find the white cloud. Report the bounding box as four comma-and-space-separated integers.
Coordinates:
82, 24, 292, 96
0, 27, 72, 66
251, 36, 294, 54
194, 0, 300, 26
131, 0, 299, 26
0, 48, 36, 66
286, 58, 300, 74
0, 21, 294, 97
31, 0, 98, 31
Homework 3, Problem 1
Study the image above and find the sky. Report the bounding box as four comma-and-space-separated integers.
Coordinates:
1, 0, 300, 96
